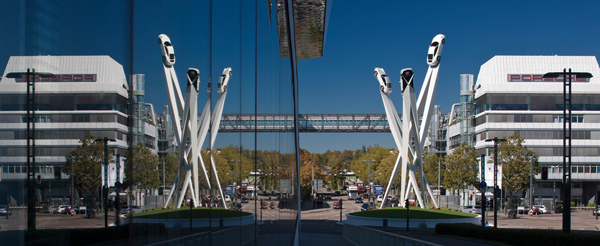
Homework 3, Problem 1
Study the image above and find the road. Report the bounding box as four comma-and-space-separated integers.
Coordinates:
2, 196, 599, 240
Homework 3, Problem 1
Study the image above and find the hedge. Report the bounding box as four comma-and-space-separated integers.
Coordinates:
435, 223, 600, 246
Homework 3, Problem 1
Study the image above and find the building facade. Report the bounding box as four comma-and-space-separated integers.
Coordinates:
0, 55, 157, 205
473, 55, 600, 206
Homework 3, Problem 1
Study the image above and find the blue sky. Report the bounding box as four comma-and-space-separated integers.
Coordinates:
2, 0, 600, 153
297, 0, 600, 152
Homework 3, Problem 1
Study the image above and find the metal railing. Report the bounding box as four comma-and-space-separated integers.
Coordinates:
343, 223, 442, 246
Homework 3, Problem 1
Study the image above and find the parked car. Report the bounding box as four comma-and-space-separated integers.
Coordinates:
408, 198, 416, 206
533, 205, 547, 214
261, 202, 268, 209
73, 206, 87, 214
593, 205, 600, 216
355, 197, 363, 203
333, 202, 341, 209
334, 191, 341, 196
241, 197, 249, 203
57, 205, 71, 214
517, 206, 531, 214
224, 195, 231, 202
270, 202, 276, 209
325, 194, 333, 200
376, 195, 383, 202
122, 205, 143, 213
361, 204, 369, 211
460, 205, 482, 214
0, 205, 12, 216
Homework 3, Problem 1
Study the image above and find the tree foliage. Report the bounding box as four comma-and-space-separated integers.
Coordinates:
443, 142, 478, 190
495, 132, 539, 209
126, 142, 160, 190
422, 149, 444, 189
159, 152, 179, 187
63, 132, 107, 195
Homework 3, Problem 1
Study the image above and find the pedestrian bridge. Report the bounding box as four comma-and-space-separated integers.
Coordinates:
218, 114, 390, 132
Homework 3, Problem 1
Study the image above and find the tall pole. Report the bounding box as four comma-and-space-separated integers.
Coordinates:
486, 137, 505, 228
116, 154, 120, 226
103, 137, 109, 228
563, 68, 572, 233
438, 157, 441, 207
544, 70, 593, 233
493, 140, 498, 228
27, 69, 36, 233
481, 154, 485, 227
530, 157, 533, 208
312, 163, 315, 197
71, 155, 74, 209
163, 157, 165, 199
95, 137, 115, 228
368, 159, 371, 209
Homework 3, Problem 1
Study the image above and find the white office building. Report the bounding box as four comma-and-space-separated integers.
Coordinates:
0, 56, 157, 205
473, 55, 600, 206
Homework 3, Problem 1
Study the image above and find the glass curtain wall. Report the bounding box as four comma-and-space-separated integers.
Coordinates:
0, 0, 299, 245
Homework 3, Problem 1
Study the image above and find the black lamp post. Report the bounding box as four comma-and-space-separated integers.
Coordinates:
95, 137, 116, 228
6, 69, 53, 233
485, 137, 506, 229
544, 70, 592, 233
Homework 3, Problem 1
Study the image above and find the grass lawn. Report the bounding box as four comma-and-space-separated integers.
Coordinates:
350, 207, 478, 219
130, 207, 252, 219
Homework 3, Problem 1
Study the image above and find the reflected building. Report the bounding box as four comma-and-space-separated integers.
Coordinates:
0, 0, 330, 245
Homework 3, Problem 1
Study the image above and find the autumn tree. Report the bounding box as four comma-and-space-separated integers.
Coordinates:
443, 142, 478, 199
63, 132, 108, 196
159, 152, 179, 188
494, 132, 539, 211
126, 142, 160, 190
422, 149, 445, 190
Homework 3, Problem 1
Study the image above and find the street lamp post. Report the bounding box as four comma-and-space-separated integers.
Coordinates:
6, 70, 53, 233
95, 137, 116, 228
485, 137, 506, 229
363, 159, 375, 209
544, 70, 592, 233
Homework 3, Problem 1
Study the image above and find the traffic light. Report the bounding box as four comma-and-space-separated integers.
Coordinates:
541, 167, 548, 180
54, 167, 61, 180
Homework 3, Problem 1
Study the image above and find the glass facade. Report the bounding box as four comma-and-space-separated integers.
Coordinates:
0, 0, 311, 245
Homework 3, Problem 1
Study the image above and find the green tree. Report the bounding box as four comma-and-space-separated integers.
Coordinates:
443, 142, 478, 195
423, 149, 445, 191
159, 152, 179, 187
495, 132, 539, 211
63, 132, 107, 196
126, 142, 160, 190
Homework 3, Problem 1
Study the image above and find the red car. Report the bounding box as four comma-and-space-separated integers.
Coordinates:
270, 202, 276, 209
333, 202, 341, 209
261, 202, 268, 209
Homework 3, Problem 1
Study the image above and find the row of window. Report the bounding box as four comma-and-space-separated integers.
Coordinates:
1, 130, 125, 141
1, 165, 54, 174
531, 147, 600, 157
481, 130, 594, 141
547, 165, 600, 174
476, 94, 600, 114
476, 114, 592, 126
0, 94, 128, 113
0, 114, 128, 125
0, 147, 74, 157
